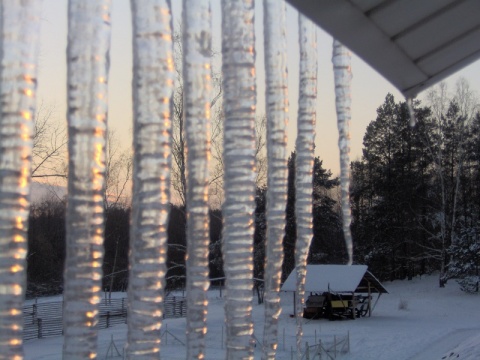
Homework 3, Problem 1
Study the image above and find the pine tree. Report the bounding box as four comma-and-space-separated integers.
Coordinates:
282, 152, 341, 279
352, 94, 432, 280
448, 226, 480, 293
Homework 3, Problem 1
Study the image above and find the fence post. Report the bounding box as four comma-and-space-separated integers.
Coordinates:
305, 341, 310, 360
37, 318, 43, 339
32, 304, 37, 324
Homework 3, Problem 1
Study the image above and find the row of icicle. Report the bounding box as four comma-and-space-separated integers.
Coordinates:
0, 1, 352, 359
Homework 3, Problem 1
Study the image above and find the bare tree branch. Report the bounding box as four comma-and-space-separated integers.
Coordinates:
103, 130, 132, 210
31, 103, 68, 180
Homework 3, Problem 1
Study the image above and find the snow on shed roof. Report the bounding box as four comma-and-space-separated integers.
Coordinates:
281, 265, 388, 294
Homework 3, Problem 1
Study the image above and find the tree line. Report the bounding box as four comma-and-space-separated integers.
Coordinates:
27, 80, 480, 297
27, 151, 343, 297
352, 81, 479, 291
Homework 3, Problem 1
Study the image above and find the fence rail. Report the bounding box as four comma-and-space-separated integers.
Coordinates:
164, 296, 187, 318
22, 295, 186, 341
300, 333, 350, 360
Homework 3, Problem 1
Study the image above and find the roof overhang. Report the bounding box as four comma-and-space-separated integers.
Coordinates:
286, 0, 480, 98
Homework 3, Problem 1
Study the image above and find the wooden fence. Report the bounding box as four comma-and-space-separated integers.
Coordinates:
299, 332, 350, 360
22, 295, 186, 341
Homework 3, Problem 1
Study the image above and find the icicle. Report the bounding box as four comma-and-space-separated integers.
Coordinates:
0, 1, 41, 358
221, 0, 256, 359
63, 2, 111, 359
406, 97, 416, 127
262, 1, 289, 359
294, 14, 317, 360
332, 40, 353, 265
126, 1, 174, 359
182, 0, 212, 359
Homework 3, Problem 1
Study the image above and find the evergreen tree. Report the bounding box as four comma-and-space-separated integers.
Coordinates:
448, 225, 480, 293
253, 186, 267, 303
422, 92, 474, 286
309, 157, 343, 264
352, 94, 432, 280
282, 152, 341, 280
27, 197, 66, 296
463, 113, 480, 226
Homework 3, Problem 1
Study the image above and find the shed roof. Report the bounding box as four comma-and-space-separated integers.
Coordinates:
281, 265, 388, 294
285, 0, 480, 98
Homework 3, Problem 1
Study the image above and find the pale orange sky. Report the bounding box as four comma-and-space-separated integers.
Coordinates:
38, 0, 480, 176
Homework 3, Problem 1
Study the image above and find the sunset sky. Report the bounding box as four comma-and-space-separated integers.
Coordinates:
37, 0, 480, 176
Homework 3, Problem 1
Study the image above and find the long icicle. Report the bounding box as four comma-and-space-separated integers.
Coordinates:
0, 1, 42, 358
63, 1, 111, 359
126, 1, 174, 359
221, 0, 256, 359
332, 40, 353, 265
294, 14, 317, 360
182, 0, 212, 358
262, 1, 289, 359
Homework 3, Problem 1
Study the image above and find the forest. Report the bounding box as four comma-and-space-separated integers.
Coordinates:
26, 82, 480, 297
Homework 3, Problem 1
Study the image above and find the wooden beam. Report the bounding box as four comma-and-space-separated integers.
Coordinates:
293, 291, 296, 316
371, 293, 383, 314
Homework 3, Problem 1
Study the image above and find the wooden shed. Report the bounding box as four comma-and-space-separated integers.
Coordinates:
281, 265, 388, 320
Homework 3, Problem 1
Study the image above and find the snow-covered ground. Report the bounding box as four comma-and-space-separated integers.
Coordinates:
24, 275, 480, 359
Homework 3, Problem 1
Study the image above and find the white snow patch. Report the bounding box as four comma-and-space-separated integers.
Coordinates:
23, 275, 480, 359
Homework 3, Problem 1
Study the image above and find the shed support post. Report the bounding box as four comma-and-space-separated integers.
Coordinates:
293, 291, 296, 316
352, 292, 356, 319
371, 293, 382, 314
368, 281, 372, 317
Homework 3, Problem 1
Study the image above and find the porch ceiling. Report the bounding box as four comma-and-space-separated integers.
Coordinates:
286, 0, 480, 98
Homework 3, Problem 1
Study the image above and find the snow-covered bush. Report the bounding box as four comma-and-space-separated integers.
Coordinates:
448, 226, 480, 293
457, 276, 479, 293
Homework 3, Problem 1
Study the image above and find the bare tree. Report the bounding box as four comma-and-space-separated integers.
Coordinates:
31, 103, 132, 209
423, 78, 479, 286
103, 130, 132, 210
254, 114, 267, 187
170, 29, 269, 209
31, 107, 132, 302
171, 31, 223, 208
32, 103, 68, 180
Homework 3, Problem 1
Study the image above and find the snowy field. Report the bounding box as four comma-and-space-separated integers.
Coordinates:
24, 275, 480, 359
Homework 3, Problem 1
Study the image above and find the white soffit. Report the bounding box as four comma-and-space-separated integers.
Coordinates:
286, 0, 480, 98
